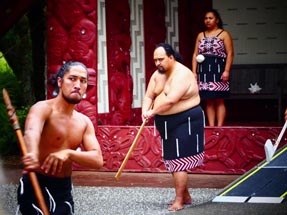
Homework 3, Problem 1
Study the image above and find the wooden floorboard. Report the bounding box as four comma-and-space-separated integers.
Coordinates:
0, 165, 239, 189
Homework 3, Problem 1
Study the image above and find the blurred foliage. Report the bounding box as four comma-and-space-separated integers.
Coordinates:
0, 103, 29, 155
0, 11, 39, 154
0, 56, 28, 155
0, 55, 24, 107
0, 15, 34, 106
0, 0, 46, 155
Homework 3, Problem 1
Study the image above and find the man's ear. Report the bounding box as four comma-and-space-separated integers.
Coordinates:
169, 55, 175, 60
57, 77, 62, 88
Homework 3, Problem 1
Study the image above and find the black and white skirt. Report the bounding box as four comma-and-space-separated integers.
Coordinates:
197, 55, 230, 99
155, 106, 205, 172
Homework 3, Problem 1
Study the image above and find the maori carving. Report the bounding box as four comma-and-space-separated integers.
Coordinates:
143, 0, 166, 88
96, 125, 164, 172
105, 0, 133, 125
73, 126, 287, 174
46, 0, 98, 129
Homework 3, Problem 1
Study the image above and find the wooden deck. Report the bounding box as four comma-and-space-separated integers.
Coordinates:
0, 165, 239, 189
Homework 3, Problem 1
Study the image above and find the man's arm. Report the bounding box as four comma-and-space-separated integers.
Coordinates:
142, 72, 157, 120
40, 116, 103, 175
68, 116, 103, 169
22, 101, 51, 171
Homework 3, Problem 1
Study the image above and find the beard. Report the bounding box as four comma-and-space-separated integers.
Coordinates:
62, 92, 82, 104
158, 67, 166, 74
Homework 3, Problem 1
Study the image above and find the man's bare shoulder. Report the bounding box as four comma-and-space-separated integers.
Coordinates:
151, 70, 160, 78
32, 99, 53, 109
152, 70, 166, 80
172, 63, 195, 84
73, 110, 93, 125
29, 100, 54, 116
74, 110, 89, 119
176, 62, 192, 74
72, 110, 95, 132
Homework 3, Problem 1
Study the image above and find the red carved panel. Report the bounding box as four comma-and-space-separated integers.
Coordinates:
143, 0, 166, 88
46, 0, 98, 130
73, 126, 287, 174
104, 0, 133, 125
200, 127, 284, 174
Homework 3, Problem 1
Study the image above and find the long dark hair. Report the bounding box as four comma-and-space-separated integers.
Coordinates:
205, 9, 224, 29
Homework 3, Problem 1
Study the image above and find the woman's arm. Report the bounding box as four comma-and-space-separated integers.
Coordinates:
192, 33, 202, 79
221, 31, 234, 82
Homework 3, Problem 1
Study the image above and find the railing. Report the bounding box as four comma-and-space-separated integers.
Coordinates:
73, 126, 287, 175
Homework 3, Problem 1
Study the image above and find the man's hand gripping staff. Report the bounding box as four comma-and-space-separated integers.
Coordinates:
2, 88, 50, 215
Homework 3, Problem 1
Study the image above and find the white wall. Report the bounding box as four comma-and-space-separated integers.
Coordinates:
214, 0, 287, 64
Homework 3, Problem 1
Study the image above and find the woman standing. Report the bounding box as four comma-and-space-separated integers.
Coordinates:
192, 9, 234, 126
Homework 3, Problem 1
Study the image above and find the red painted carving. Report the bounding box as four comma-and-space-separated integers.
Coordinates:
104, 0, 133, 125
200, 127, 283, 174
143, 0, 166, 90
73, 126, 287, 174
46, 0, 98, 129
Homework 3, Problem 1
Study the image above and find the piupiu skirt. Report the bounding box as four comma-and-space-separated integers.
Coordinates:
17, 173, 74, 215
155, 105, 205, 172
197, 55, 230, 99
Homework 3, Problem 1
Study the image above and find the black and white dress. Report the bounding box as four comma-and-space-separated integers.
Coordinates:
197, 30, 230, 99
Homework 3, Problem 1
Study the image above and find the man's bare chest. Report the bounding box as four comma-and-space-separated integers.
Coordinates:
42, 117, 85, 149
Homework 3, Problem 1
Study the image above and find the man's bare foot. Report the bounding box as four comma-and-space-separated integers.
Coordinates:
167, 197, 192, 205
168, 202, 184, 211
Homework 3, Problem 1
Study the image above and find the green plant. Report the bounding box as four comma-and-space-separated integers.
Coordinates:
0, 66, 26, 155
0, 103, 18, 155
17, 105, 31, 129
0, 104, 30, 155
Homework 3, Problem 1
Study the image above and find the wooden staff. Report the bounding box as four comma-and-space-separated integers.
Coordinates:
2, 88, 50, 215
115, 118, 148, 180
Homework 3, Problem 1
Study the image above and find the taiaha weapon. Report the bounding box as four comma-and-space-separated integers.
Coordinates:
2, 88, 50, 215
115, 118, 148, 180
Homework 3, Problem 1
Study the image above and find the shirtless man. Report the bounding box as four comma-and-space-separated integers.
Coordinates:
17, 61, 103, 215
142, 43, 205, 211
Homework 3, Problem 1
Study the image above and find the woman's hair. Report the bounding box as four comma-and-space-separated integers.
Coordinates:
205, 9, 224, 29
48, 61, 88, 93
156, 43, 182, 63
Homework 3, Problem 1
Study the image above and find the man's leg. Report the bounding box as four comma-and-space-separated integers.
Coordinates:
168, 171, 188, 211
